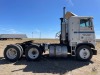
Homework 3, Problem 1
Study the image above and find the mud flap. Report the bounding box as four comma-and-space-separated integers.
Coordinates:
92, 49, 97, 55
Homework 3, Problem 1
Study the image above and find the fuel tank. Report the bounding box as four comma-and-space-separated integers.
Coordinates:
49, 44, 68, 57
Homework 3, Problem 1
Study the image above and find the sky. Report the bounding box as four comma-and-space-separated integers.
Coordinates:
0, 0, 100, 38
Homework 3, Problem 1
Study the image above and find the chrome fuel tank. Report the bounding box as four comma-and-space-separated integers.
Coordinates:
49, 45, 68, 57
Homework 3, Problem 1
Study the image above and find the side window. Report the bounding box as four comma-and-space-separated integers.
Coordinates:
80, 19, 92, 27
80, 19, 86, 27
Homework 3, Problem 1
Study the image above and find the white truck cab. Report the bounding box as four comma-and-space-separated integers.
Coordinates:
68, 16, 95, 47
63, 12, 97, 60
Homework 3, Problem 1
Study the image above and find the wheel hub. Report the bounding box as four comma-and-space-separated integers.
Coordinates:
6, 48, 17, 59
32, 51, 37, 55
28, 48, 39, 59
79, 48, 90, 59
83, 52, 87, 56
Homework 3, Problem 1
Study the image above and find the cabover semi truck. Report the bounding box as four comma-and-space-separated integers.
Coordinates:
4, 7, 97, 62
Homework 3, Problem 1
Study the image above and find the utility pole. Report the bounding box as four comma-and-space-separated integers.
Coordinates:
39, 32, 41, 39
32, 32, 33, 38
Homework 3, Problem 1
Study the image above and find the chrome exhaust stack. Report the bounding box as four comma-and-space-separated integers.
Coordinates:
60, 7, 66, 44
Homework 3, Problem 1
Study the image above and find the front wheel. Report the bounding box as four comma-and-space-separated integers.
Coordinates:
76, 45, 93, 61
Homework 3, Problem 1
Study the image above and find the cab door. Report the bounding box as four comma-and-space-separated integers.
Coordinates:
79, 18, 95, 43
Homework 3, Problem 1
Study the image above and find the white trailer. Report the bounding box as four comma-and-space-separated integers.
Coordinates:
4, 7, 97, 62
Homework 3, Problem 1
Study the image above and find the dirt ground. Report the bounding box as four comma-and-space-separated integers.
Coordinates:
0, 39, 100, 75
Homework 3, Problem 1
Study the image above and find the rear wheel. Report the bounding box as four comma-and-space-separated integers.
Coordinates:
25, 45, 42, 61
4, 44, 21, 62
76, 45, 93, 61
15, 44, 23, 56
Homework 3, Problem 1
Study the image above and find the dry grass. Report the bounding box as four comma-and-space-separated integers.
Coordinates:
0, 39, 100, 75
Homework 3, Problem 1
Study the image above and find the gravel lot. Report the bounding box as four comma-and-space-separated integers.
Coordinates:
0, 40, 100, 75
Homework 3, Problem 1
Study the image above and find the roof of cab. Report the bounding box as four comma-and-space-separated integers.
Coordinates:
65, 12, 93, 19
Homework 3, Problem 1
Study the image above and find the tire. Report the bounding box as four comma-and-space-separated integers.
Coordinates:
4, 44, 21, 62
15, 44, 23, 56
76, 45, 93, 61
25, 45, 42, 61
14, 44, 22, 58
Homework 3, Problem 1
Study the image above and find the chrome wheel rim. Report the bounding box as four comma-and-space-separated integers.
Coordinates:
28, 48, 39, 59
6, 48, 17, 59
79, 48, 90, 59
